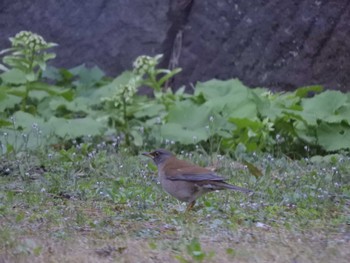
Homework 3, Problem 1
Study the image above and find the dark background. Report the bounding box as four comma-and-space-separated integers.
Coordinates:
1, 0, 349, 91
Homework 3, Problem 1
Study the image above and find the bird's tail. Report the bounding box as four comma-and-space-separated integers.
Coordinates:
221, 182, 252, 194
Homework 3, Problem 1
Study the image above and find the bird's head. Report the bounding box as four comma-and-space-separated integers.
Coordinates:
142, 149, 174, 165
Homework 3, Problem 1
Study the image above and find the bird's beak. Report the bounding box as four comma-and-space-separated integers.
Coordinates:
142, 152, 153, 158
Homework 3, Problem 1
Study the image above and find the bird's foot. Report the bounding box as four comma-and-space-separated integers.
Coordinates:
185, 201, 196, 212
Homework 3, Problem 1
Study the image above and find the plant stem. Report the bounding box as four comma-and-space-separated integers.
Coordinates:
21, 43, 36, 111
122, 93, 130, 146
148, 71, 161, 92
28, 43, 36, 74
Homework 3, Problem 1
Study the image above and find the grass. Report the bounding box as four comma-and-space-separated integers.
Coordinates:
0, 142, 349, 262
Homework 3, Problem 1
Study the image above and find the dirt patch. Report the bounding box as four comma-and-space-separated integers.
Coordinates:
1, 227, 349, 263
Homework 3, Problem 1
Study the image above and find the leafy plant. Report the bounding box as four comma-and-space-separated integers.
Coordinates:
2, 31, 350, 157
175, 238, 214, 262
133, 54, 182, 102
101, 54, 184, 149
0, 31, 70, 116
1, 31, 57, 79
159, 79, 350, 155
0, 32, 108, 152
102, 74, 144, 147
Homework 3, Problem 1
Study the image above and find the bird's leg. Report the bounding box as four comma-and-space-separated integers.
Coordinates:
186, 200, 196, 212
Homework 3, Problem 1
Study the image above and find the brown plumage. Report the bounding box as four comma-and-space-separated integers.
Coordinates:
142, 149, 252, 211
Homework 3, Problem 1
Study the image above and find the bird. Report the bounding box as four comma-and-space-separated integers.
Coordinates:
142, 149, 252, 211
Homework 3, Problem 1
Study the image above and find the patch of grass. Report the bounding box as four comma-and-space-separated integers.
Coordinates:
0, 144, 349, 262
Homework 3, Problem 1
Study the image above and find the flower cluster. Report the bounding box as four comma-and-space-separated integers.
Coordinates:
102, 76, 140, 108
10, 31, 56, 51
132, 54, 162, 75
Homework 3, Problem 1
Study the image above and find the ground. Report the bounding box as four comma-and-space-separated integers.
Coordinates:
0, 148, 349, 262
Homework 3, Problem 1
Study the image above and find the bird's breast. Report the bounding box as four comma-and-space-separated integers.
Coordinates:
159, 176, 195, 202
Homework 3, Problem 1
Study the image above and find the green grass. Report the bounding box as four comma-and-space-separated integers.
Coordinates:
0, 144, 349, 262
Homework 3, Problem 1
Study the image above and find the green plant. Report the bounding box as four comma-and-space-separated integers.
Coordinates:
2, 31, 350, 157
101, 54, 184, 149
1, 31, 57, 80
0, 32, 72, 119
0, 31, 64, 113
133, 54, 184, 109
175, 238, 215, 262
101, 74, 146, 148
158, 79, 350, 156
0, 32, 111, 152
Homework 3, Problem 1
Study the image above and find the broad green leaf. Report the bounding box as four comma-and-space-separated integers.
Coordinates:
252, 91, 273, 117
43, 66, 75, 84
26, 82, 68, 95
60, 89, 75, 101
12, 111, 47, 132
3, 56, 29, 72
317, 123, 350, 151
36, 98, 55, 119
196, 79, 255, 116
301, 90, 347, 125
332, 104, 350, 124
255, 91, 302, 121
229, 117, 263, 130
130, 129, 143, 146
0, 89, 7, 101
0, 94, 22, 111
70, 64, 105, 91
6, 85, 26, 97
0, 68, 27, 84
91, 71, 133, 100
167, 100, 212, 129
294, 121, 318, 145
7, 112, 56, 150
195, 78, 248, 99
28, 90, 49, 101
207, 112, 236, 136
49, 97, 92, 113
25, 72, 37, 82
48, 116, 105, 139
225, 100, 257, 119
0, 127, 56, 152
310, 154, 342, 163
145, 113, 167, 126
42, 65, 61, 80
160, 123, 209, 144
134, 103, 165, 118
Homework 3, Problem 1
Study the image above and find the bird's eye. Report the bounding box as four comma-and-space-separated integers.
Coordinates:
154, 152, 159, 156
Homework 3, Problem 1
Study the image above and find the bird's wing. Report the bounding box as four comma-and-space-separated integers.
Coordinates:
163, 157, 225, 181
